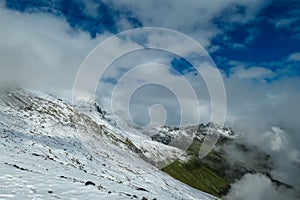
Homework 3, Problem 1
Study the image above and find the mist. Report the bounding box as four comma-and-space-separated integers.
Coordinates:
225, 173, 299, 200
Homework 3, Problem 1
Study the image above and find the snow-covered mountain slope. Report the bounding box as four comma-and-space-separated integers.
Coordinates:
0, 90, 218, 200
76, 102, 189, 169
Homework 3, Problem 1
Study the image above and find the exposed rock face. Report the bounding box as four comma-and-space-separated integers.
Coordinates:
150, 122, 238, 146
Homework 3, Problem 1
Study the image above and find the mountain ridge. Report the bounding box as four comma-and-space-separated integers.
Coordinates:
0, 89, 296, 199
0, 89, 218, 200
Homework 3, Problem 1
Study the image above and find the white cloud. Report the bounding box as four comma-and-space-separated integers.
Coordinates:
288, 150, 300, 165
225, 173, 298, 200
263, 127, 287, 152
288, 52, 300, 61
97, 62, 210, 127
230, 65, 275, 79
82, 0, 100, 17
0, 7, 106, 100
105, 0, 269, 47
223, 74, 300, 186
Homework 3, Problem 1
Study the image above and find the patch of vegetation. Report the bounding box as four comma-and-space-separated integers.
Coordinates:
162, 139, 231, 197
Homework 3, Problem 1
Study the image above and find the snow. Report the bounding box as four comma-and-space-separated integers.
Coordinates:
77, 101, 189, 169
0, 90, 218, 200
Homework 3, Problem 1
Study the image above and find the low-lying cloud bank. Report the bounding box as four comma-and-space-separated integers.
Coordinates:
224, 72, 300, 187
224, 173, 299, 200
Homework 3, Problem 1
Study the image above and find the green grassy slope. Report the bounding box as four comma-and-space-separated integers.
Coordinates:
162, 140, 231, 197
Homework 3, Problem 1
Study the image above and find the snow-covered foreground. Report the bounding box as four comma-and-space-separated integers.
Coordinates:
0, 90, 218, 200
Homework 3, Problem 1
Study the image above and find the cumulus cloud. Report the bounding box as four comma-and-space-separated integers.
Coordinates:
96, 59, 212, 128
105, 0, 270, 47
91, 29, 222, 128
0, 7, 105, 99
0, 4, 217, 126
224, 173, 299, 200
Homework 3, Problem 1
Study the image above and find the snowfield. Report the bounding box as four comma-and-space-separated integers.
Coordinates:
0, 90, 218, 200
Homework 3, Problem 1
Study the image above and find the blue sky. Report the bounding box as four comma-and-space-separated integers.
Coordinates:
1, 0, 299, 124
3, 0, 300, 76
1, 0, 299, 128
